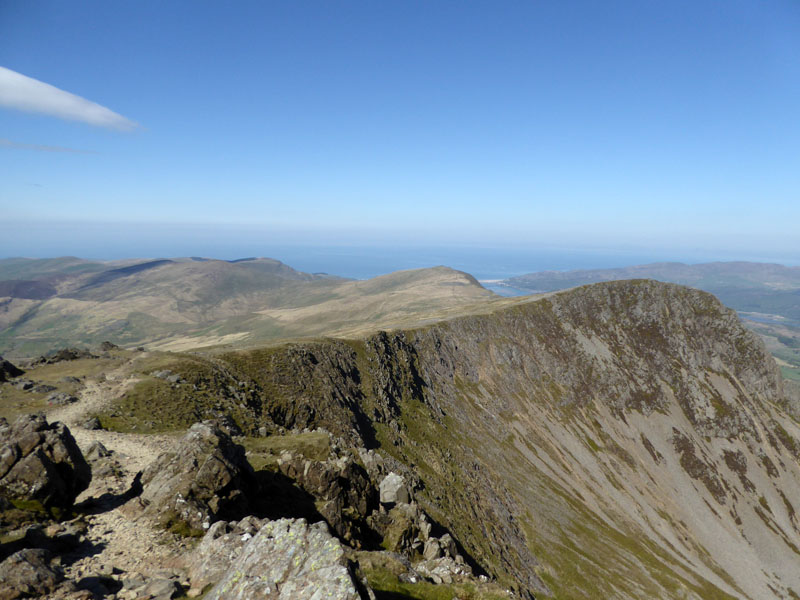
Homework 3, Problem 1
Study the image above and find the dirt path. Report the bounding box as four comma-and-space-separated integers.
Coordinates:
47, 356, 190, 588
49, 355, 175, 474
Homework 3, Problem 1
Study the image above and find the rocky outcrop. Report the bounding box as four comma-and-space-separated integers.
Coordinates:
0, 548, 64, 600
275, 450, 376, 546
0, 355, 23, 382
12, 279, 795, 599
0, 415, 91, 518
185, 516, 268, 592
31, 347, 97, 366
138, 422, 256, 534
196, 518, 362, 600
213, 280, 800, 599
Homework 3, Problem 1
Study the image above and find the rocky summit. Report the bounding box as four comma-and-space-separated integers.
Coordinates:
0, 279, 799, 599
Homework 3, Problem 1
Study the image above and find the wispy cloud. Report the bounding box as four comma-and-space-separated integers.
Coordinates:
0, 138, 97, 154
0, 66, 138, 131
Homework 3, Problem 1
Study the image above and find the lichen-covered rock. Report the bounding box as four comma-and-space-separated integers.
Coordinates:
0, 548, 64, 600
186, 516, 268, 592
203, 518, 361, 600
138, 422, 256, 534
0, 414, 91, 517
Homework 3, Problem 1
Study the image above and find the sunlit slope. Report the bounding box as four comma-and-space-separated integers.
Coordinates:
0, 258, 495, 357
87, 279, 800, 598
229, 281, 800, 598
504, 261, 800, 383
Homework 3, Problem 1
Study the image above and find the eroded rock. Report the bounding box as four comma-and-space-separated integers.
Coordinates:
138, 422, 256, 534
0, 548, 64, 600
0, 415, 91, 517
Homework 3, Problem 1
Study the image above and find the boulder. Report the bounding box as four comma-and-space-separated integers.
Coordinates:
202, 518, 361, 600
81, 417, 103, 431
32, 348, 96, 365
84, 441, 125, 479
46, 392, 78, 406
0, 548, 64, 600
186, 516, 269, 592
0, 415, 91, 517
379, 472, 410, 505
379, 503, 422, 554
415, 555, 473, 585
0, 356, 24, 383
138, 422, 256, 534
31, 384, 56, 395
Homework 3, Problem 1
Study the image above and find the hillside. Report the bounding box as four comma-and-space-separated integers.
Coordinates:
501, 261, 800, 383
205, 280, 800, 598
2, 280, 794, 598
0, 257, 495, 357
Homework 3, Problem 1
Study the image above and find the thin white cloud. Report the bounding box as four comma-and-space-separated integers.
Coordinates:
0, 66, 138, 131
0, 138, 97, 154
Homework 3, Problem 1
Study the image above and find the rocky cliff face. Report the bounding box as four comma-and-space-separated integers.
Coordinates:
208, 280, 800, 599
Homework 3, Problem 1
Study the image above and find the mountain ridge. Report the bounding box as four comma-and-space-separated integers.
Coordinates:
71, 279, 800, 599
0, 258, 494, 358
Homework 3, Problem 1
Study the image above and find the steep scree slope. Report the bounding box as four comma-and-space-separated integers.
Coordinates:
94, 280, 800, 598
210, 280, 800, 599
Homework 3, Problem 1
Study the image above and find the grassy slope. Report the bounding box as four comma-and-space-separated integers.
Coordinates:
0, 263, 496, 358
73, 281, 800, 599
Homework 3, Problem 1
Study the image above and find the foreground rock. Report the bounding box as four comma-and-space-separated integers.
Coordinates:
0, 355, 24, 383
0, 548, 65, 600
0, 415, 91, 518
138, 421, 256, 534
197, 518, 361, 600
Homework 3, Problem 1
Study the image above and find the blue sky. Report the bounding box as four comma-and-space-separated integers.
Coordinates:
1, 1, 799, 264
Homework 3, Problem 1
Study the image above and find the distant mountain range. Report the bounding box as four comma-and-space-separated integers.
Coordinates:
500, 261, 800, 381
4, 257, 800, 383
0, 256, 493, 357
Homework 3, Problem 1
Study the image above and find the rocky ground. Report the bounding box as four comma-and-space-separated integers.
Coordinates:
5, 279, 800, 600
0, 348, 510, 600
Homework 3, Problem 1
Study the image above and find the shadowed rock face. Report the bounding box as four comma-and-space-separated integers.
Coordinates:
138, 421, 257, 534
218, 280, 800, 599
0, 415, 91, 517
0, 355, 23, 382
0, 548, 64, 600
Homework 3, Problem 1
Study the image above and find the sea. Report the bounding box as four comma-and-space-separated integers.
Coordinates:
254, 245, 779, 296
